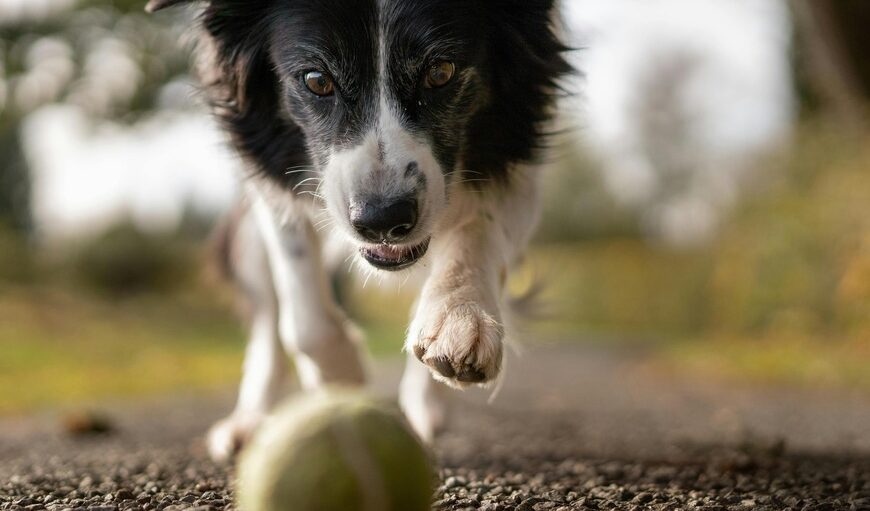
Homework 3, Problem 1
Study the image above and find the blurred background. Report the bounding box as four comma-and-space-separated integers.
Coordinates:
0, 0, 868, 415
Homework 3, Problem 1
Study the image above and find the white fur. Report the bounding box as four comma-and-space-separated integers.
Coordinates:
207, 184, 368, 461
208, 19, 545, 457
320, 101, 446, 252
207, 209, 283, 461
399, 350, 447, 443
208, 162, 541, 460
406, 166, 541, 388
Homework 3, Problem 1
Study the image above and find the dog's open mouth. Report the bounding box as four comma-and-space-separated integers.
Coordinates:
360, 237, 430, 271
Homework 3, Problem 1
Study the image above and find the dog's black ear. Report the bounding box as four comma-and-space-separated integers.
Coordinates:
145, 0, 200, 13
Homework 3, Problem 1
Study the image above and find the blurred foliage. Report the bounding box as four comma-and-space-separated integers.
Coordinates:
708, 123, 869, 340
64, 222, 197, 296
0, 128, 31, 231
0, 216, 244, 412
0, 0, 196, 232
0, 0, 194, 120
535, 143, 641, 242
531, 120, 870, 343
0, 222, 35, 283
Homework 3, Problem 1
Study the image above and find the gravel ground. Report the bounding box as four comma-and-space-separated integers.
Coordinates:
1, 345, 869, 510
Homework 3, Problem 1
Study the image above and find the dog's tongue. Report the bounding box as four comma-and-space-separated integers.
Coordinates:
368, 244, 408, 261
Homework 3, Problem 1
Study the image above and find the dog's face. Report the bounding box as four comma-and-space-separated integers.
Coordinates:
148, 0, 566, 271
268, 0, 488, 271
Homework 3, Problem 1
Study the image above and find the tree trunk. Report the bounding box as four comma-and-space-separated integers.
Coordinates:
791, 0, 869, 128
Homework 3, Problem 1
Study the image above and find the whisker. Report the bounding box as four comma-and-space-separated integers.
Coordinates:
293, 177, 323, 191
399, 271, 412, 290
314, 219, 337, 234
314, 218, 334, 230
298, 191, 326, 200
284, 167, 315, 176
445, 169, 485, 179
314, 221, 335, 233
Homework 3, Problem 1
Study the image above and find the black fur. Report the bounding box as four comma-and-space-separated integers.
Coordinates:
157, 0, 570, 190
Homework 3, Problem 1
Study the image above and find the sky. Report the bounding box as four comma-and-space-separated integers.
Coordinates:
0, 0, 74, 24
22, 106, 240, 241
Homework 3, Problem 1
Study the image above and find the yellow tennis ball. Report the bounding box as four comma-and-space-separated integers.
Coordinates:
237, 390, 435, 511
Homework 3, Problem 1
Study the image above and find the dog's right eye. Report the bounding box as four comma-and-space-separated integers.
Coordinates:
424, 61, 455, 89
304, 71, 335, 97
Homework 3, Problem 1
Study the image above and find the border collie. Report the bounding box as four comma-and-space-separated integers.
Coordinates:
146, 0, 570, 461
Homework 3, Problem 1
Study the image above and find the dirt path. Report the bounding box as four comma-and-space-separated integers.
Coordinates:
1, 344, 869, 510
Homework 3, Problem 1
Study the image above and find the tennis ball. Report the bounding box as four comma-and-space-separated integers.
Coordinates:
237, 390, 435, 511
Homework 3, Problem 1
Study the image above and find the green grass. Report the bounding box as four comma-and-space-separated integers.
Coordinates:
0, 284, 247, 413
661, 334, 870, 391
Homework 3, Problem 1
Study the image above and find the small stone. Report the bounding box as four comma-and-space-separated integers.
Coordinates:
632, 492, 653, 504
444, 476, 467, 489
113, 490, 134, 501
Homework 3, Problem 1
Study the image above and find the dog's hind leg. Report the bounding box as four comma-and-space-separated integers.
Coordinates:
250, 191, 368, 391
207, 208, 287, 462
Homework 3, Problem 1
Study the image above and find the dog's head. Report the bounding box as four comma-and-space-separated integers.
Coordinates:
149, 0, 568, 271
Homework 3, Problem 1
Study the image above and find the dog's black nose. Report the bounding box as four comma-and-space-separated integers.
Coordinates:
350, 199, 418, 243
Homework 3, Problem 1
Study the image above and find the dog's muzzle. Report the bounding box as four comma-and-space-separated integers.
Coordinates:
350, 197, 430, 270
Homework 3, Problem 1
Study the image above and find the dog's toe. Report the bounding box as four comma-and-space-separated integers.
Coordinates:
456, 366, 487, 383
431, 356, 456, 378
409, 300, 504, 388
413, 344, 427, 361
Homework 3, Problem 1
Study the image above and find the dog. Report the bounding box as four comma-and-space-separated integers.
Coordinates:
146, 0, 570, 461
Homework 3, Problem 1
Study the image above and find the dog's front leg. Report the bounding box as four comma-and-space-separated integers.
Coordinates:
407, 218, 504, 387
406, 175, 539, 389
251, 193, 367, 390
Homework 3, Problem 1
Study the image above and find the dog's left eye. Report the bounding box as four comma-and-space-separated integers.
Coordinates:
304, 71, 335, 97
424, 61, 455, 89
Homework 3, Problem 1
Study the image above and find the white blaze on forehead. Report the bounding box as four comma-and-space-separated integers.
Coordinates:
328, 130, 409, 201
373, 3, 421, 173
374, 8, 413, 173
377, 95, 420, 174
320, 7, 447, 244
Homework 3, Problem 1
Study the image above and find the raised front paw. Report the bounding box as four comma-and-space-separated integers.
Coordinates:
407, 299, 504, 388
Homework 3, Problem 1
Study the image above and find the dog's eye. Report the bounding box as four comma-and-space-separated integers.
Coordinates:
304, 71, 335, 97
424, 61, 455, 89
